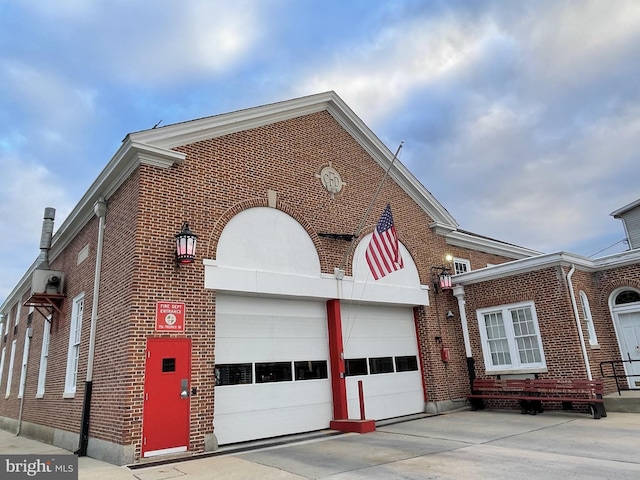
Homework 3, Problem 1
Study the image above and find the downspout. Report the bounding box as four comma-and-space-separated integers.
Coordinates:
453, 285, 476, 391
77, 198, 107, 456
566, 264, 592, 380
16, 327, 34, 436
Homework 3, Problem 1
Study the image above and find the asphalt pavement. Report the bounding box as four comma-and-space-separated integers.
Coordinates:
1, 409, 639, 479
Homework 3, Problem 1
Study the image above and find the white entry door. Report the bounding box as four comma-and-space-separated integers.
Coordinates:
618, 311, 640, 388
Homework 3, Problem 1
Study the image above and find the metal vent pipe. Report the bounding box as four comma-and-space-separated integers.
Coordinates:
37, 207, 56, 269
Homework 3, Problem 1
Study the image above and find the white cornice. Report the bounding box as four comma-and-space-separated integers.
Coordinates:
611, 198, 640, 218
0, 142, 185, 311
128, 93, 334, 149
445, 230, 541, 259
49, 141, 185, 261
451, 249, 640, 286
129, 90, 459, 230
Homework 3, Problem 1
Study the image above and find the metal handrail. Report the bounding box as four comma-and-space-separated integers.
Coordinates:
599, 359, 640, 395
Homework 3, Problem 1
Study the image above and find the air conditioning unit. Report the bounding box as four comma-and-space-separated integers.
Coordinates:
31, 269, 65, 295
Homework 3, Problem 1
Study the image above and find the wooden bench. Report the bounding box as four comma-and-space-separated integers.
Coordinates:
467, 378, 607, 419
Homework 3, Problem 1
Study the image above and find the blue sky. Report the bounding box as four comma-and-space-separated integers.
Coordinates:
1, 0, 639, 304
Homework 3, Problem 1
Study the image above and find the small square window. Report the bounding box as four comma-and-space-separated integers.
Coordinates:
162, 358, 176, 373
453, 258, 471, 275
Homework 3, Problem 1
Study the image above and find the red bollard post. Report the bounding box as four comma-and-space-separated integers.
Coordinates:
358, 380, 366, 420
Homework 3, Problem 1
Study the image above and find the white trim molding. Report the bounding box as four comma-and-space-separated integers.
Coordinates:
451, 249, 640, 287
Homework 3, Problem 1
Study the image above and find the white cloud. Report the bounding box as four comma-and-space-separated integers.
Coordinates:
1, 61, 97, 142
523, 0, 640, 88
297, 15, 488, 123
109, 1, 265, 84
0, 155, 73, 304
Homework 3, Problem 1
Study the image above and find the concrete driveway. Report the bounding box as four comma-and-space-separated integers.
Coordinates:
129, 409, 640, 480
216, 411, 640, 480
3, 409, 640, 479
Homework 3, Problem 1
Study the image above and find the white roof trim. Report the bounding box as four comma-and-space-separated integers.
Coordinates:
452, 249, 640, 286
611, 198, 640, 218
445, 230, 541, 259
129, 91, 458, 230
3, 92, 458, 311
49, 140, 185, 261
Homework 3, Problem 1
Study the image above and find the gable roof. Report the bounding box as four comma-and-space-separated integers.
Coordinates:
3, 91, 537, 310
127, 91, 459, 230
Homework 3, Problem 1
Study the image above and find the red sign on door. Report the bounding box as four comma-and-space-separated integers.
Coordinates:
155, 302, 185, 332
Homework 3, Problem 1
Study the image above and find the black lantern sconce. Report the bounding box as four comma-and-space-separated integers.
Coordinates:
431, 265, 453, 293
175, 222, 198, 265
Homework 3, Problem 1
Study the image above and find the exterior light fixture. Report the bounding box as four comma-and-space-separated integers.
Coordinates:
175, 222, 198, 265
431, 265, 453, 293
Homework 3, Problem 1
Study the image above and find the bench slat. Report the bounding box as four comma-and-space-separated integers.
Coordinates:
468, 377, 607, 418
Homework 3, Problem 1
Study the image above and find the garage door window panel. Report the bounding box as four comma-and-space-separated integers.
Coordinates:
216, 363, 252, 386
395, 355, 418, 372
256, 362, 292, 383
369, 357, 394, 374
294, 360, 328, 380
345, 358, 368, 376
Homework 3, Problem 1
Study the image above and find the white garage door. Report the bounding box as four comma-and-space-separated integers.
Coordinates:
341, 303, 424, 420
214, 295, 333, 445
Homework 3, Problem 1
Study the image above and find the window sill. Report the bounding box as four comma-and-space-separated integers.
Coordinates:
589, 344, 601, 350
485, 367, 548, 376
62, 392, 75, 399
35, 393, 44, 399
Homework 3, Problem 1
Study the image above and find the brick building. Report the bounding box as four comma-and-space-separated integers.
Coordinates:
0, 92, 638, 465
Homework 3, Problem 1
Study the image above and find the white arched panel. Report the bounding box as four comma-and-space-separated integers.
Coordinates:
216, 207, 320, 276
352, 234, 421, 287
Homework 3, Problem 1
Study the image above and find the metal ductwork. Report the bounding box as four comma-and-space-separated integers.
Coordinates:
32, 207, 65, 296
37, 207, 56, 269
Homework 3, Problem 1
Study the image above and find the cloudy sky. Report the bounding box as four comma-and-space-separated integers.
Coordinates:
1, 0, 639, 304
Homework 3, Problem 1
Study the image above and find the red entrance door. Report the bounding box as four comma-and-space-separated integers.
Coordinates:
142, 338, 191, 457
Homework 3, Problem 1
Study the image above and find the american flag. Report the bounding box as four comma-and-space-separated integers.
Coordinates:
365, 204, 404, 280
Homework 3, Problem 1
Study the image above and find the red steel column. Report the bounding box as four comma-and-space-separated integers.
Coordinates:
326, 299, 348, 420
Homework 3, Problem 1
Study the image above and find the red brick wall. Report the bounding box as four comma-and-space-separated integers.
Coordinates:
1, 109, 525, 460
462, 266, 588, 379
460, 263, 640, 396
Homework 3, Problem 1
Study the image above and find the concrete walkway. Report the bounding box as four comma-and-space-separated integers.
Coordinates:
2, 409, 640, 479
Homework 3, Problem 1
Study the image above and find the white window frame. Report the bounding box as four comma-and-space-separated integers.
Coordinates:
14, 302, 21, 329
579, 291, 599, 347
4, 310, 11, 336
477, 301, 547, 374
6, 339, 17, 398
37, 317, 51, 398
0, 346, 6, 390
64, 293, 84, 397
453, 257, 471, 275
18, 330, 31, 398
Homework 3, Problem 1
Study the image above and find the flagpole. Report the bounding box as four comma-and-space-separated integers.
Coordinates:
337, 141, 404, 274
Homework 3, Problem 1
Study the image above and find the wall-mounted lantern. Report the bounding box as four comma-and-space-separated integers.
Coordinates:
175, 222, 198, 265
431, 265, 453, 293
